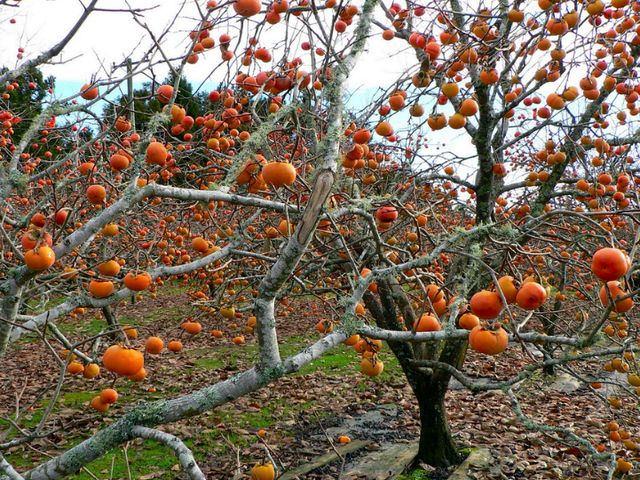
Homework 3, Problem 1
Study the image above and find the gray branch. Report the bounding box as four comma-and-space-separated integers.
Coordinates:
0, 454, 24, 480
131, 427, 205, 480
0, 0, 99, 86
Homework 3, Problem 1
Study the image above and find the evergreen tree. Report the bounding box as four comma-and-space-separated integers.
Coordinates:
104, 72, 209, 133
0, 65, 54, 144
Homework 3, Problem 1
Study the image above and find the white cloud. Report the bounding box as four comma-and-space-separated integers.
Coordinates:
1, 0, 413, 89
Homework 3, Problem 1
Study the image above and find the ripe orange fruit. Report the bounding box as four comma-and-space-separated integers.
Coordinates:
102, 345, 144, 376
220, 306, 236, 319
128, 367, 147, 382
262, 162, 296, 188
115, 116, 131, 132
458, 313, 479, 330
90, 396, 109, 412
515, 282, 548, 310
469, 290, 503, 319
192, 236, 209, 253
616, 458, 632, 474
21, 230, 52, 249
86, 184, 106, 204
360, 356, 384, 376
146, 142, 167, 165
458, 98, 479, 116
354, 338, 382, 354
156, 85, 173, 103
145, 336, 164, 354
376, 206, 398, 223
424, 41, 440, 60
546, 93, 565, 110
353, 128, 371, 144
83, 363, 100, 379
389, 94, 405, 110
88, 280, 114, 298
413, 314, 441, 332
181, 321, 202, 334
428, 113, 447, 130
628, 374, 640, 387
468, 325, 509, 355
67, 361, 85, 375
344, 334, 360, 346
497, 276, 518, 304
80, 83, 99, 100
99, 388, 118, 405
315, 320, 334, 333
109, 154, 130, 171
102, 223, 119, 236
124, 272, 152, 291
250, 463, 275, 480
375, 121, 393, 136
24, 246, 56, 271
122, 325, 138, 339
599, 281, 634, 313
507, 8, 524, 22
591, 247, 629, 281
448, 113, 466, 129
233, 0, 261, 16
98, 260, 121, 276
441, 82, 459, 98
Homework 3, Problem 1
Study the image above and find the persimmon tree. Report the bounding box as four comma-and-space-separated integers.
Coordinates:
352, 0, 640, 470
1, 0, 640, 478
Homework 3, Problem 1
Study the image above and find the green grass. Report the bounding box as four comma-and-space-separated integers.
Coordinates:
193, 356, 225, 369
46, 282, 192, 342
297, 347, 356, 375
279, 336, 358, 376
61, 390, 95, 406
1, 390, 97, 437
187, 343, 258, 371
458, 447, 472, 457
67, 440, 177, 480
5, 434, 187, 479
5, 286, 409, 479
24, 295, 68, 314
57, 316, 106, 337
50, 396, 315, 479
397, 470, 433, 480
215, 405, 277, 430
187, 334, 403, 381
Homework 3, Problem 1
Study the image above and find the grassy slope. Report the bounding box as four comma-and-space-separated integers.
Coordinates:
2, 285, 403, 479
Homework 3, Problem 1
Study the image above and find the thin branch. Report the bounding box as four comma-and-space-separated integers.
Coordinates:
131, 427, 205, 480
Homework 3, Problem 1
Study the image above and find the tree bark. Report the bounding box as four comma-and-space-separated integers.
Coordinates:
412, 376, 461, 468
540, 309, 556, 376
363, 288, 461, 469
101, 306, 120, 341
0, 281, 23, 358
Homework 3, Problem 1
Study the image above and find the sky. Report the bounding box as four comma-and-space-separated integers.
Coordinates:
0, 0, 537, 187
0, 0, 435, 139
4, 1, 640, 213
0, 0, 415, 92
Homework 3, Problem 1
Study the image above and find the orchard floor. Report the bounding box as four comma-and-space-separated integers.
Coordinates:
1, 284, 637, 480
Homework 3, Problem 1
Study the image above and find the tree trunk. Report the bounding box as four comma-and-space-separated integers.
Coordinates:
102, 305, 121, 341
411, 375, 461, 468
363, 285, 462, 469
540, 311, 556, 376
0, 282, 23, 358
